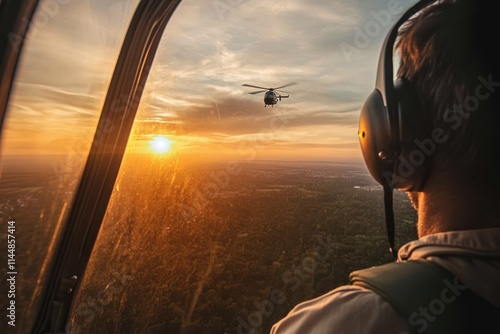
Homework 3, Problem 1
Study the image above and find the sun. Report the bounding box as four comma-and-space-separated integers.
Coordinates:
150, 136, 172, 154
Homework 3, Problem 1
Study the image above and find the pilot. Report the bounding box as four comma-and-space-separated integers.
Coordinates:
271, 0, 500, 333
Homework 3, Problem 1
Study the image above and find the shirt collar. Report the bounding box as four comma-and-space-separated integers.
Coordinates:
398, 227, 500, 261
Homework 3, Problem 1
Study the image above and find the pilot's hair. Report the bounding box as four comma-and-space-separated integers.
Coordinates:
396, 0, 500, 185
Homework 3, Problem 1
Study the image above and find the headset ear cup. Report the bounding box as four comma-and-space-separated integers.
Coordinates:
393, 78, 432, 191
358, 82, 432, 190
358, 89, 395, 187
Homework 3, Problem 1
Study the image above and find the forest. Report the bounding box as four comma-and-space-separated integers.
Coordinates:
70, 158, 418, 334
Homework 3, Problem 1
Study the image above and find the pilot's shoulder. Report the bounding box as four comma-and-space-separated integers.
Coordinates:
270, 285, 409, 334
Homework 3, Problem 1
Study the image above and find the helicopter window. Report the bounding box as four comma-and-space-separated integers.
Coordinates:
0, 0, 139, 332
69, 0, 417, 333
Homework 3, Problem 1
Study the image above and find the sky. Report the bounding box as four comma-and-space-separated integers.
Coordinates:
0, 0, 419, 162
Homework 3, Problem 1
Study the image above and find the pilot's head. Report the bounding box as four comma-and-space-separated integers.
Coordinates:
396, 0, 499, 195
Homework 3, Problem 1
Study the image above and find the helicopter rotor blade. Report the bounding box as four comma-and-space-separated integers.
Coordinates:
274, 82, 298, 90
274, 89, 291, 94
242, 84, 270, 90
248, 90, 267, 95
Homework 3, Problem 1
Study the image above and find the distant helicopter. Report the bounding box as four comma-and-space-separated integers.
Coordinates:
242, 82, 298, 107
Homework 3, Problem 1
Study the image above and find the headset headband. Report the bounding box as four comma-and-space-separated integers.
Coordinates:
376, 0, 436, 108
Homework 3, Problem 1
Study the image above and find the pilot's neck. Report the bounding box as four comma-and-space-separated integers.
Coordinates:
409, 172, 500, 238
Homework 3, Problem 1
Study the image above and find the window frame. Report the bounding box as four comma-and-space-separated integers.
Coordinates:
1, 0, 183, 332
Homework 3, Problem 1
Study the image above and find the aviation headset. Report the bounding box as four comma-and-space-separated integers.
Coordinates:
358, 0, 436, 259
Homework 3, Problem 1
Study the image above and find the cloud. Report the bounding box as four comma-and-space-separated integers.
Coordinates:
2, 0, 139, 154
3, 0, 407, 160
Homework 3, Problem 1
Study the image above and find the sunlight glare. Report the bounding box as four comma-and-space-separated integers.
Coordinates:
150, 136, 172, 154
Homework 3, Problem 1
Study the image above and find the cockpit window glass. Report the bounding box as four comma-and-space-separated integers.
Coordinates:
71, 1, 417, 333
0, 1, 139, 332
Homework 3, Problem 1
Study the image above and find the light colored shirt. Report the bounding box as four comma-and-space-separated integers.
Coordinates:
270, 228, 500, 334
